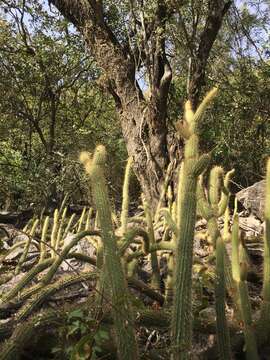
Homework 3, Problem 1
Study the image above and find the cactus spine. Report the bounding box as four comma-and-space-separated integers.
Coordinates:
80, 146, 138, 360
171, 89, 215, 360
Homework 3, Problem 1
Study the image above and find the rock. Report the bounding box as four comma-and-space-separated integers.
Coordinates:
238, 214, 264, 237
236, 180, 266, 220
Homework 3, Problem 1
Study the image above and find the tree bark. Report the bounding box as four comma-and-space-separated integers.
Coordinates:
49, 0, 231, 208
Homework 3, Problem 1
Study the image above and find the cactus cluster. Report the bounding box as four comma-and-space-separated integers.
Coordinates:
0, 90, 269, 360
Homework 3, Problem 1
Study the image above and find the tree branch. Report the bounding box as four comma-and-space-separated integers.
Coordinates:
188, 0, 232, 108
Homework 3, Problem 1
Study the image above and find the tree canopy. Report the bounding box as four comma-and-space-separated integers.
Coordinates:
0, 0, 269, 209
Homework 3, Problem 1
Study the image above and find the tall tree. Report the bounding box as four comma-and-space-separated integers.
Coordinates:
48, 0, 232, 207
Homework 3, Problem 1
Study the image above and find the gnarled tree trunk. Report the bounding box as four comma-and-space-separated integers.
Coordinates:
49, 0, 231, 208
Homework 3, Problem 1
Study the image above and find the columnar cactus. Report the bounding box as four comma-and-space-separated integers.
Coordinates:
120, 157, 133, 235
197, 167, 233, 359
231, 213, 259, 360
16, 273, 97, 321
142, 195, 161, 290
80, 146, 139, 360
39, 216, 49, 262
15, 219, 39, 275
50, 209, 59, 257
258, 158, 270, 344
171, 89, 215, 360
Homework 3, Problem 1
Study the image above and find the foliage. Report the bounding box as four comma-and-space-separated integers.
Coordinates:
0, 3, 127, 209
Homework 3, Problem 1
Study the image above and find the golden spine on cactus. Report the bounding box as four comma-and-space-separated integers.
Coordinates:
171, 89, 215, 360
231, 213, 259, 360
80, 146, 139, 360
120, 157, 133, 235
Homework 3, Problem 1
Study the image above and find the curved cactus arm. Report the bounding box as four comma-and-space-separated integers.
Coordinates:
68, 252, 97, 266
59, 193, 69, 215
171, 91, 215, 360
125, 242, 175, 263
119, 227, 150, 256
41, 230, 100, 285
192, 154, 211, 178
218, 169, 235, 217
209, 167, 224, 211
0, 259, 54, 305
0, 240, 26, 264
197, 177, 213, 220
191, 87, 218, 131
